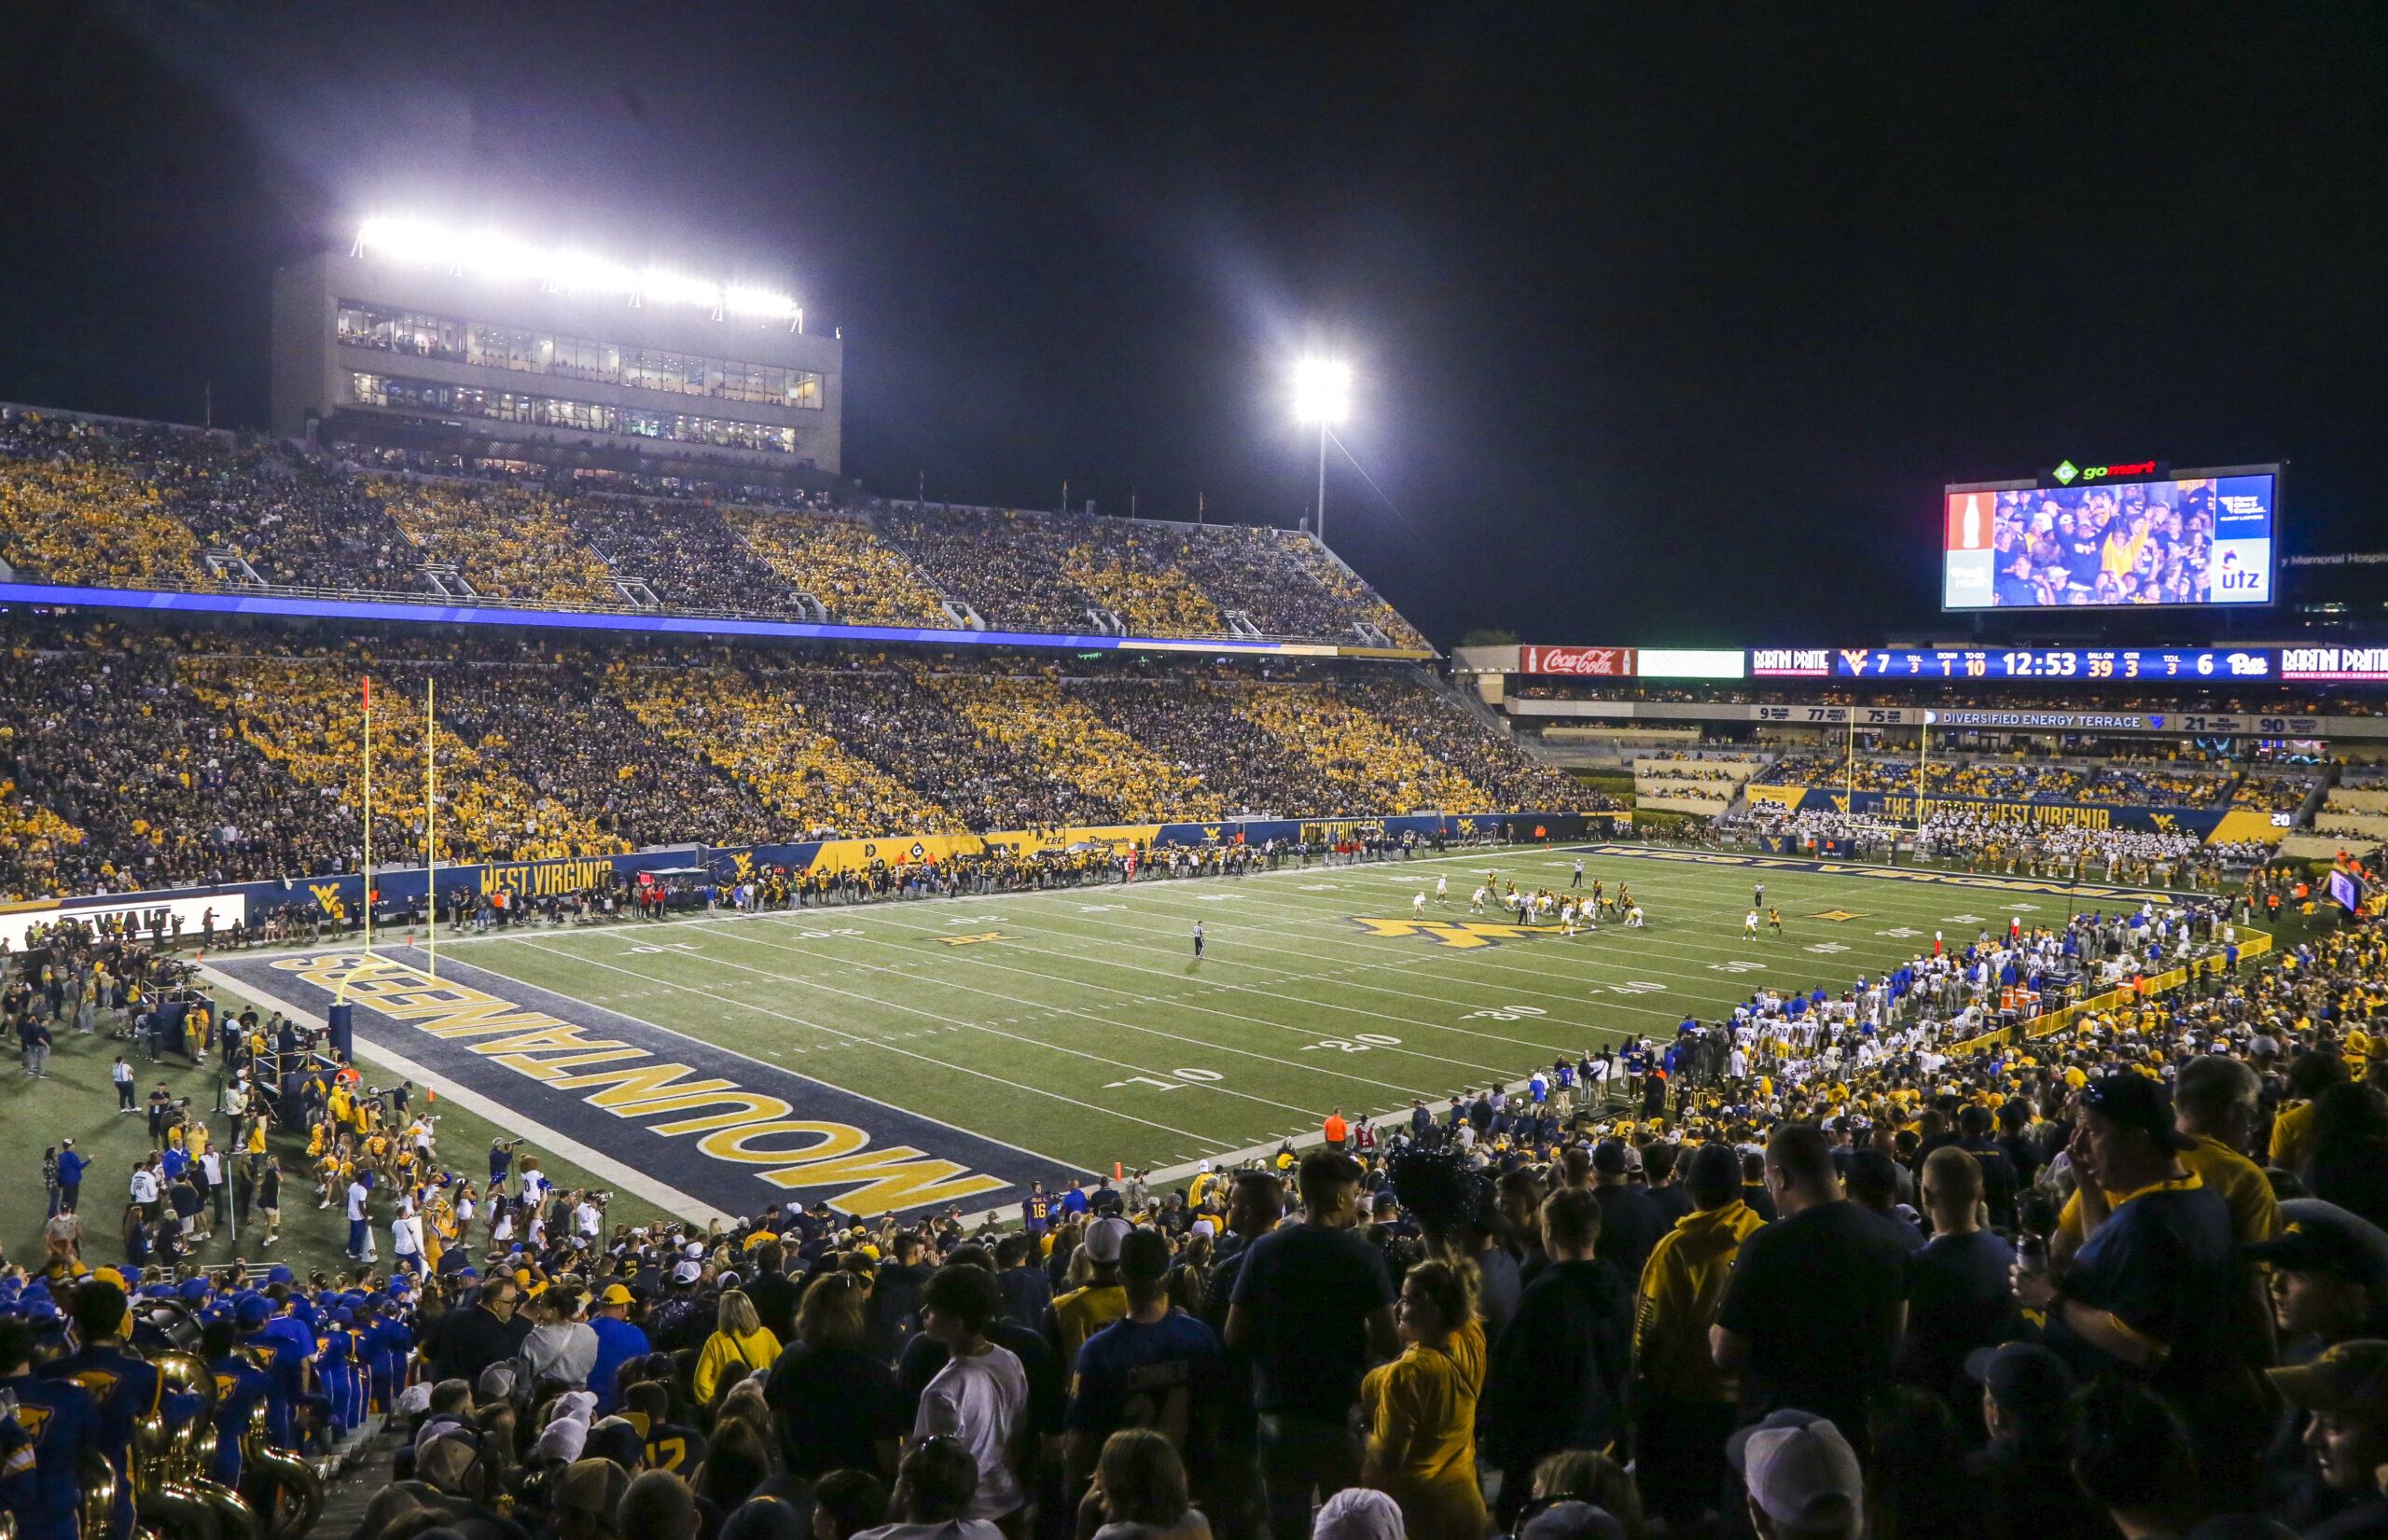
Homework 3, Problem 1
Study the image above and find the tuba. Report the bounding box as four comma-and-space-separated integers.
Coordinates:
140, 1351, 258, 1540
76, 1448, 118, 1540
230, 1349, 321, 1540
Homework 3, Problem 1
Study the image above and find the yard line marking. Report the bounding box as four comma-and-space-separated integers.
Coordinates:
517, 935, 1358, 1120
798, 909, 1541, 1072
502, 938, 1229, 1151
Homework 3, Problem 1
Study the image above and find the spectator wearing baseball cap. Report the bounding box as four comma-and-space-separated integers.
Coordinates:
2254, 1208, 2388, 1528
2018, 1074, 2259, 1509
2254, 1202, 2388, 1358
1725, 1409, 1864, 1540
2266, 1339, 2388, 1538
588, 1283, 650, 1415
1053, 1216, 1132, 1380
1960, 1342, 2104, 1540
2250, 1201, 2388, 1526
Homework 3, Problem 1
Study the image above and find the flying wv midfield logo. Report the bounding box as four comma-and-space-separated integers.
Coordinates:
1348, 916, 1556, 950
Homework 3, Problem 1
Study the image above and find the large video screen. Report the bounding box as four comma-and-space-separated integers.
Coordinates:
1943, 468, 2276, 609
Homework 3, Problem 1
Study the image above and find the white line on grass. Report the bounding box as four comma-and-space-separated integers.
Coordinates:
500, 938, 1239, 1150
742, 909, 1534, 1075
196, 960, 735, 1225
516, 930, 1401, 1115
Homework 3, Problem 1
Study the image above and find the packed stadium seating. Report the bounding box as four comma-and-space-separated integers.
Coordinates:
0, 404, 1425, 644
2076, 763, 2233, 807
1756, 753, 2248, 807
725, 508, 951, 624
2233, 770, 2321, 812
0, 625, 1603, 898
611, 662, 959, 838
930, 674, 1226, 821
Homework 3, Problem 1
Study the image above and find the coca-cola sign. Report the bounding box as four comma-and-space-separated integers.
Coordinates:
1520, 646, 1635, 677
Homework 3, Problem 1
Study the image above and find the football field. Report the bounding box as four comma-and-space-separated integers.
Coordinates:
212, 845, 2194, 1222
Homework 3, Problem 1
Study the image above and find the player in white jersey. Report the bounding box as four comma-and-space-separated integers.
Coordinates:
1435, 875, 1449, 903
1412, 890, 1427, 918
1471, 885, 1489, 914
1745, 909, 1761, 937
1625, 903, 1645, 927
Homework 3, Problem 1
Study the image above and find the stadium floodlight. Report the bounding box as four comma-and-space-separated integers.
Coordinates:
1292, 357, 1351, 426
354, 218, 800, 322
1291, 357, 1351, 546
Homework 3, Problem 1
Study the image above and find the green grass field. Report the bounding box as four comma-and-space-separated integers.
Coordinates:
286, 844, 2181, 1181
6, 844, 2225, 1251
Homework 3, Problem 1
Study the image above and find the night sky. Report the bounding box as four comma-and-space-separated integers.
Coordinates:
2, 3, 2382, 647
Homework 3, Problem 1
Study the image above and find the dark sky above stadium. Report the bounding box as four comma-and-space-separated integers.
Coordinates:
2, 4, 2382, 646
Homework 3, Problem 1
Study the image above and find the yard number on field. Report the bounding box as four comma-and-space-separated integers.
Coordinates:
1460, 1006, 1548, 1022
1104, 1067, 1225, 1091
1299, 1034, 1406, 1052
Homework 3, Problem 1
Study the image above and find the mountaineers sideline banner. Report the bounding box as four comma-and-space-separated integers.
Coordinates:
1741, 783, 2229, 838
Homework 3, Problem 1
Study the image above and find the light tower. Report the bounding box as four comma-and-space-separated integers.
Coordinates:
1291, 357, 1351, 545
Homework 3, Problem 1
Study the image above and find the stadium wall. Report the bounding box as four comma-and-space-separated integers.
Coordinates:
7, 810, 1620, 948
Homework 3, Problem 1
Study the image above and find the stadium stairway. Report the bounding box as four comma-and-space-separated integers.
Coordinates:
297, 1413, 398, 1537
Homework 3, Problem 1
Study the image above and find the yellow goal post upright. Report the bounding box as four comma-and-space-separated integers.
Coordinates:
426, 675, 437, 982
340, 673, 376, 1007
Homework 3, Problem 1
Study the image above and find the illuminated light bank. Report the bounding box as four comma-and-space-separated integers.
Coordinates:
356, 217, 800, 323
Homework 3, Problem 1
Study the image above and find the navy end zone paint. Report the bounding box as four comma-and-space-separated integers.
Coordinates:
212, 945, 1085, 1218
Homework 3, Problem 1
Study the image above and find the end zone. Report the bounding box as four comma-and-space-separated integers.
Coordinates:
209, 945, 1086, 1221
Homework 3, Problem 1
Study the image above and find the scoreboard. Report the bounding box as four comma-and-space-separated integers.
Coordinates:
1833, 647, 2273, 680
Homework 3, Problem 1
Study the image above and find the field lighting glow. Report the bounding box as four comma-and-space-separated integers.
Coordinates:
354, 218, 800, 321
1292, 357, 1352, 424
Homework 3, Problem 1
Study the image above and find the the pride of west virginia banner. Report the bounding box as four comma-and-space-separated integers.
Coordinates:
1742, 784, 2232, 838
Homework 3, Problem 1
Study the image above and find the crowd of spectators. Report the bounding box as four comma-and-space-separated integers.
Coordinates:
1729, 797, 2269, 886
1756, 755, 1918, 794
7, 726, 2388, 1540
0, 622, 1604, 896
728, 511, 951, 626
1078, 679, 1350, 817
2079, 765, 2235, 807
614, 664, 966, 840
0, 406, 423, 593
931, 675, 1227, 823
375, 481, 620, 605
1340, 681, 1595, 812
2241, 774, 2324, 813
1231, 684, 1490, 816
34, 883, 2388, 1540
0, 407, 1434, 644
566, 496, 792, 612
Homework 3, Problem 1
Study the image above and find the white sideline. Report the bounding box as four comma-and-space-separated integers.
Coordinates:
195, 961, 733, 1225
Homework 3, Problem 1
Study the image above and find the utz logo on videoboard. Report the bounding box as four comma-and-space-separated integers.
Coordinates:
1751, 648, 1831, 677
1520, 646, 1633, 676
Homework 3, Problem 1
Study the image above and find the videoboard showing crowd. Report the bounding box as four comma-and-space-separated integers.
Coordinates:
1944, 471, 2276, 609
